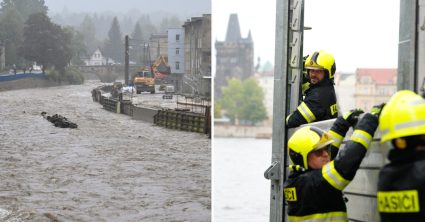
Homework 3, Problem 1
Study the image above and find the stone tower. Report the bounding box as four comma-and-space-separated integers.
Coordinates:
215, 14, 254, 98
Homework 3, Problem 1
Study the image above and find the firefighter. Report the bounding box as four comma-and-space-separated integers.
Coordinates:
284, 104, 384, 221
286, 50, 338, 128
377, 90, 425, 221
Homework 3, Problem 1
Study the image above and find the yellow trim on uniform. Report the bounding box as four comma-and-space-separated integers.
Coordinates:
297, 102, 316, 123
288, 211, 347, 222
330, 104, 338, 116
284, 187, 297, 202
328, 130, 343, 148
322, 161, 350, 190
350, 130, 372, 149
377, 190, 420, 213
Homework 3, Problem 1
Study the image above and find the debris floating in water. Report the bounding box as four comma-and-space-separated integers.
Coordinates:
41, 112, 78, 129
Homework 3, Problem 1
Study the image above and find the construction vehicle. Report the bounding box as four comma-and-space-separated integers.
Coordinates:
152, 55, 171, 85
133, 67, 155, 94
265, 1, 425, 222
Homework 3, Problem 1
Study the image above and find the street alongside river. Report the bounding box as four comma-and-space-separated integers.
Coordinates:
0, 81, 211, 221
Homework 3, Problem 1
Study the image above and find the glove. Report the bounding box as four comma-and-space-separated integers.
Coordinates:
370, 103, 386, 117
343, 108, 364, 126
301, 81, 310, 95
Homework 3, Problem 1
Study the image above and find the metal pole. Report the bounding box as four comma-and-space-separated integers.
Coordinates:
265, 0, 305, 221
397, 0, 418, 91
125, 35, 129, 85
266, 0, 291, 221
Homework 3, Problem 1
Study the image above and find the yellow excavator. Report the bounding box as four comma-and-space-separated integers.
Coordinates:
133, 66, 155, 94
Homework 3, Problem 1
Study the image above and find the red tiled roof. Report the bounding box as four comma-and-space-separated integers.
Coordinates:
356, 68, 397, 85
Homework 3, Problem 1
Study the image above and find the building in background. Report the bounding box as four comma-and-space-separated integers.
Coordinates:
168, 28, 185, 74
183, 14, 211, 98
215, 13, 254, 98
167, 28, 185, 92
334, 72, 356, 113
83, 48, 115, 66
149, 33, 168, 62
256, 70, 274, 126
354, 68, 397, 111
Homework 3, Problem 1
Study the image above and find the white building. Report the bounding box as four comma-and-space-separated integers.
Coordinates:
334, 72, 356, 113
83, 48, 115, 66
168, 28, 185, 74
256, 71, 274, 126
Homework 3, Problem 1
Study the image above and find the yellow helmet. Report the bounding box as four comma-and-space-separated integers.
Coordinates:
380, 90, 425, 143
288, 126, 334, 169
304, 50, 336, 79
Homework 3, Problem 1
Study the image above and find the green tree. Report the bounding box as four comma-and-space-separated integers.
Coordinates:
214, 102, 222, 118
0, 6, 23, 67
131, 22, 143, 64
159, 15, 182, 32
20, 13, 72, 72
0, 0, 48, 21
239, 78, 267, 124
104, 17, 123, 63
219, 77, 267, 125
219, 78, 244, 123
78, 15, 97, 54
63, 26, 86, 65
137, 15, 157, 41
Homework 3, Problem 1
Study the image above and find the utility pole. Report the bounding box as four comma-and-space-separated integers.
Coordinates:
125, 35, 129, 85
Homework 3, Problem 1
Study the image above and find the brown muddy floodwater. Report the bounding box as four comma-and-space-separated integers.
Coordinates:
0, 81, 211, 222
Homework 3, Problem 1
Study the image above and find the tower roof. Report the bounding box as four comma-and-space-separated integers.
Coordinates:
225, 14, 242, 42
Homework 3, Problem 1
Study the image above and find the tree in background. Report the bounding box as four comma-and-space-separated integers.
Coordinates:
138, 15, 157, 41
239, 78, 267, 124
0, 6, 23, 67
0, 0, 47, 21
219, 78, 243, 124
219, 77, 267, 125
131, 22, 143, 65
63, 26, 86, 65
78, 15, 98, 54
159, 16, 182, 32
20, 13, 72, 72
214, 102, 222, 119
104, 17, 123, 63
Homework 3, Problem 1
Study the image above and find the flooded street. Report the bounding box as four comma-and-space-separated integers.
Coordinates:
0, 81, 211, 221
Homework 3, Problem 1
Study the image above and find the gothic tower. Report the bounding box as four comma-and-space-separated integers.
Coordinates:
215, 14, 254, 98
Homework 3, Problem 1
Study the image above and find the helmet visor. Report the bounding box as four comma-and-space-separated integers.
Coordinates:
313, 132, 334, 150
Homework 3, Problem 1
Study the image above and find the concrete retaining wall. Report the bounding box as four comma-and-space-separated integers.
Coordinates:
132, 106, 159, 123
0, 74, 63, 92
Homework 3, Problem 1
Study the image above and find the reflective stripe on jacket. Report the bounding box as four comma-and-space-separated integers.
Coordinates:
284, 114, 378, 221
378, 150, 425, 221
286, 79, 338, 128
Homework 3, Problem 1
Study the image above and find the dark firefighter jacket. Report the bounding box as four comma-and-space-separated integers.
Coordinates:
284, 114, 378, 222
286, 79, 338, 128
377, 146, 425, 221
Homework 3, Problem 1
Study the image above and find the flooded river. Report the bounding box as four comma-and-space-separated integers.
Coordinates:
0, 81, 211, 221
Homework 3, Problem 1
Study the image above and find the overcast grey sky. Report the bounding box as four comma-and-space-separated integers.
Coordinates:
44, 0, 210, 16
213, 0, 399, 73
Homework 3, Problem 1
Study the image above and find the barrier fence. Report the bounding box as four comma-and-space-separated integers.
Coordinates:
91, 86, 211, 135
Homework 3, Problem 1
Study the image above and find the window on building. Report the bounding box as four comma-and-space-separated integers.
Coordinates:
176, 34, 180, 41
176, 61, 180, 70
176, 48, 180, 55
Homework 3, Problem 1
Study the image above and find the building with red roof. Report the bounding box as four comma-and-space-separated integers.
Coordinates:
354, 68, 397, 111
